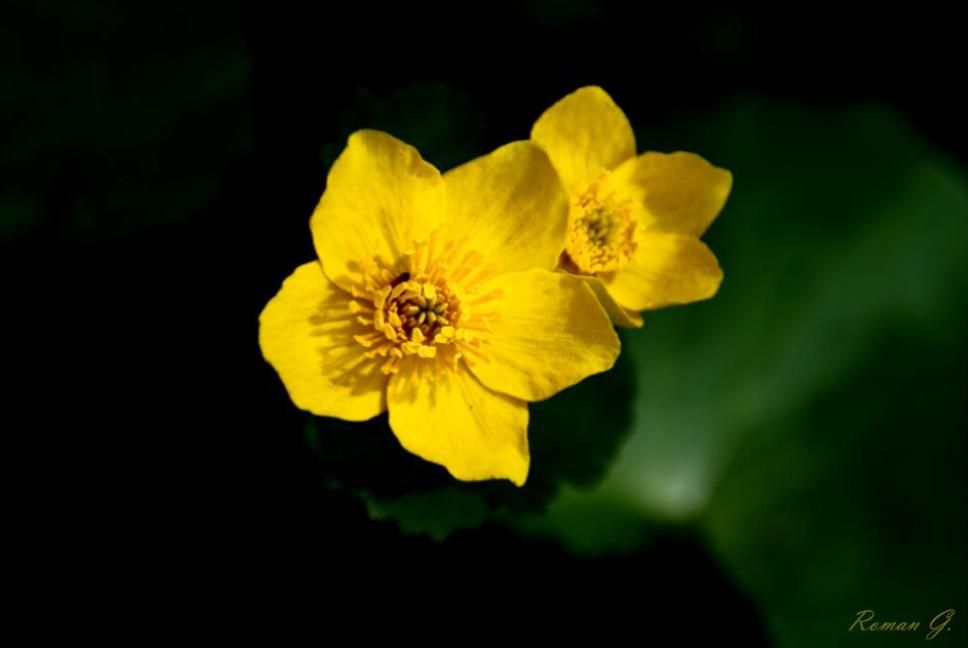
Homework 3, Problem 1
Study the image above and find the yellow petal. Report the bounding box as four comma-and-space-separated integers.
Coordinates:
578, 274, 644, 328
602, 232, 723, 311
311, 130, 446, 291
467, 269, 620, 402
442, 141, 568, 276
623, 308, 644, 327
387, 360, 529, 486
531, 86, 636, 191
609, 151, 732, 237
259, 261, 387, 420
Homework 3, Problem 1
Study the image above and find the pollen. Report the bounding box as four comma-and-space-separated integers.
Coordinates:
565, 179, 637, 274
347, 237, 497, 375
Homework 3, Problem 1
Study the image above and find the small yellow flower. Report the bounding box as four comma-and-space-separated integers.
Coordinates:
259, 130, 620, 486
531, 86, 732, 327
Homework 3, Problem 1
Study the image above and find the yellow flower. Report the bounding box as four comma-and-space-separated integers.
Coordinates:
259, 130, 620, 486
531, 86, 732, 327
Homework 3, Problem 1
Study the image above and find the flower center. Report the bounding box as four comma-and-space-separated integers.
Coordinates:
382, 275, 461, 345
347, 236, 498, 375
565, 181, 637, 274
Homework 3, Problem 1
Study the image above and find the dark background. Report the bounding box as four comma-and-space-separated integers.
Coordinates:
10, 1, 965, 641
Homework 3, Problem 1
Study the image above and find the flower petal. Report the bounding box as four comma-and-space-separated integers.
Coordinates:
467, 269, 620, 402
609, 151, 732, 237
387, 360, 529, 486
259, 261, 387, 420
311, 130, 446, 292
442, 141, 568, 276
602, 232, 723, 311
579, 274, 644, 328
531, 86, 636, 191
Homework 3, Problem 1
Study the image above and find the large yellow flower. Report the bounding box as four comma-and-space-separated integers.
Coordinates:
259, 130, 620, 486
531, 86, 732, 327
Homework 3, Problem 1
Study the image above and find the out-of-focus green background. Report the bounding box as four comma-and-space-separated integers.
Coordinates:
14, 0, 965, 641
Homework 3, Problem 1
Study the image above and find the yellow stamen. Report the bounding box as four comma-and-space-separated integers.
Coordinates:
565, 178, 637, 274
346, 238, 505, 374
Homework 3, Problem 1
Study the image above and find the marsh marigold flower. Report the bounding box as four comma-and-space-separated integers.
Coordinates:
531, 86, 732, 327
259, 130, 620, 485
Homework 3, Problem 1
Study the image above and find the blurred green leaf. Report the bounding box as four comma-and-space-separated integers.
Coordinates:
506, 98, 968, 646
363, 487, 489, 542
309, 347, 635, 539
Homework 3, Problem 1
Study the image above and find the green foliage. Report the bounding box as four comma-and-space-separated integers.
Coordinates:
509, 98, 968, 646
308, 348, 636, 538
